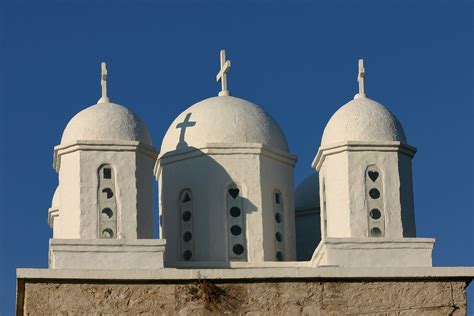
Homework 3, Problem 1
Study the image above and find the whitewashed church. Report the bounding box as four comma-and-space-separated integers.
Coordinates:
46, 50, 436, 270
17, 50, 474, 315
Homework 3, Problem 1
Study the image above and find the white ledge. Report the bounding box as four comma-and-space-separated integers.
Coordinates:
53, 140, 158, 171
155, 142, 297, 175
313, 140, 417, 170
16, 266, 474, 281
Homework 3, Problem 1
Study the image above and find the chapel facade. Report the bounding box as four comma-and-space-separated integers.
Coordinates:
46, 52, 434, 269
17, 51, 474, 315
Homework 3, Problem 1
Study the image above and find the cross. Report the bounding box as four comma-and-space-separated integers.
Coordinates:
98, 62, 110, 103
216, 49, 231, 96
357, 59, 366, 98
176, 113, 196, 149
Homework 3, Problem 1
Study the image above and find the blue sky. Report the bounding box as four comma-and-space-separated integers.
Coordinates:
1, 0, 473, 314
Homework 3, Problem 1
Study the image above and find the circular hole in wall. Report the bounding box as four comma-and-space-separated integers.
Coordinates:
101, 208, 113, 219
275, 213, 283, 223
275, 232, 283, 242
101, 228, 114, 239
102, 188, 114, 199
230, 207, 241, 217
183, 250, 192, 261
370, 227, 382, 237
369, 188, 380, 199
183, 231, 193, 242
370, 208, 382, 220
182, 211, 192, 222
233, 244, 244, 255
230, 225, 242, 236
276, 251, 284, 261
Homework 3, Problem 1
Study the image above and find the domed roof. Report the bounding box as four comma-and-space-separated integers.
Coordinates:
60, 102, 152, 145
321, 97, 406, 147
51, 186, 60, 209
160, 96, 289, 154
295, 173, 320, 212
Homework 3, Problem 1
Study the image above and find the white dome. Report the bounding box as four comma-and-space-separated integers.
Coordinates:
295, 173, 320, 212
51, 186, 60, 209
160, 96, 289, 154
60, 102, 152, 145
321, 97, 406, 146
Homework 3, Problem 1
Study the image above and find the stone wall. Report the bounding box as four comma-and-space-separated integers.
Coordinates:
18, 279, 467, 315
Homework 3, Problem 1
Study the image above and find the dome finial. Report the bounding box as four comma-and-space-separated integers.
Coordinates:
355, 59, 366, 99
98, 62, 110, 104
216, 49, 231, 96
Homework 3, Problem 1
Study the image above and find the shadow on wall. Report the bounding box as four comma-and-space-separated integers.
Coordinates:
295, 173, 322, 261
159, 144, 259, 267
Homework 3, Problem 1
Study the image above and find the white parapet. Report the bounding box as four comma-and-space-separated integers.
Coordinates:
310, 237, 435, 268
49, 239, 166, 269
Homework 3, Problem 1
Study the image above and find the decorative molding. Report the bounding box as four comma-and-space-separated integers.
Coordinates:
53, 140, 158, 171
313, 141, 417, 171
156, 143, 297, 174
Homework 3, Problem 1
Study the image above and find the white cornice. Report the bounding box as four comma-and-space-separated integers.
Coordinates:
155, 143, 297, 175
312, 141, 417, 171
53, 140, 159, 172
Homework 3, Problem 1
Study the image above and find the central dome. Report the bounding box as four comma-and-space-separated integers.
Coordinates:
160, 96, 289, 154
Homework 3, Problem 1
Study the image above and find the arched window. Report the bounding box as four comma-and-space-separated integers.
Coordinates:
179, 189, 194, 261
273, 190, 285, 261
366, 166, 385, 237
98, 165, 117, 239
227, 184, 246, 260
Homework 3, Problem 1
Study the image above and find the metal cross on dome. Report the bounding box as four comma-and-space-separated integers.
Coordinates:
216, 49, 231, 96
98, 62, 110, 103
357, 59, 366, 98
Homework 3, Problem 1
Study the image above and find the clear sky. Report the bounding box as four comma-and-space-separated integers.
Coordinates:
1, 0, 473, 314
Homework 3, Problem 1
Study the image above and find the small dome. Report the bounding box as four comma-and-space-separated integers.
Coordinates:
295, 173, 320, 212
51, 186, 60, 209
160, 96, 289, 154
60, 102, 152, 145
321, 97, 406, 146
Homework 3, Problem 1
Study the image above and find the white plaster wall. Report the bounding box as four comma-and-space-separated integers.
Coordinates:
295, 210, 321, 261
136, 152, 155, 239
57, 152, 81, 238
159, 152, 261, 265
49, 239, 166, 269
398, 152, 416, 237
55, 148, 155, 240
347, 150, 409, 238
158, 148, 295, 265
79, 150, 137, 239
318, 149, 415, 239
260, 155, 296, 261
319, 153, 351, 237
312, 238, 434, 267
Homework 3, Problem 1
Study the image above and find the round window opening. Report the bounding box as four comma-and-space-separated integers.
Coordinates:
230, 225, 242, 236
370, 208, 382, 220
275, 232, 283, 242
183, 231, 193, 242
233, 244, 244, 255
230, 207, 241, 217
370, 227, 382, 237
275, 212, 283, 224
369, 188, 381, 199
183, 250, 192, 261
101, 228, 114, 239
276, 251, 284, 261
182, 211, 192, 222
101, 208, 113, 219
